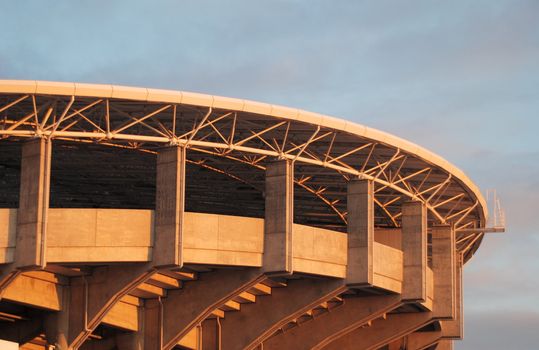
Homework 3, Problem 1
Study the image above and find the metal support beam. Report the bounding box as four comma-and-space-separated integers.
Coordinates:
220, 278, 346, 350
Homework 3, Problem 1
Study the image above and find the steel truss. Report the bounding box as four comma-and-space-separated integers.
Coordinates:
0, 94, 485, 259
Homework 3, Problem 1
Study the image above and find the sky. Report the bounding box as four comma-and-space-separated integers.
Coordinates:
1, 1, 538, 348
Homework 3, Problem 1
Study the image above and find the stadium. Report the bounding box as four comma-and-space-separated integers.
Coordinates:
0, 80, 499, 349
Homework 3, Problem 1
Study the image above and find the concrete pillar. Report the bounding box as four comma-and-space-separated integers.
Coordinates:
154, 146, 186, 267
346, 179, 374, 287
44, 283, 70, 349
15, 138, 52, 268
263, 160, 294, 275
441, 255, 463, 339
402, 201, 427, 302
143, 298, 163, 349
432, 225, 456, 319
202, 318, 221, 350
263, 294, 401, 350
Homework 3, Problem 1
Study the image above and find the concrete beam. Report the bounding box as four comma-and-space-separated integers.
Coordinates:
346, 179, 374, 287
263, 294, 401, 350
407, 330, 442, 350
62, 264, 155, 349
154, 146, 186, 267
220, 278, 346, 350
154, 268, 264, 350
263, 160, 294, 275
0, 269, 22, 299
432, 225, 456, 319
435, 339, 453, 350
2, 271, 65, 311
322, 311, 433, 350
402, 201, 427, 302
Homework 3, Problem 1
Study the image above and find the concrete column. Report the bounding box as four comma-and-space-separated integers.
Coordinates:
402, 201, 427, 302
432, 225, 456, 319
346, 179, 374, 287
263, 160, 294, 274
44, 284, 70, 349
441, 254, 463, 339
15, 138, 52, 268
202, 318, 221, 350
143, 298, 163, 349
154, 146, 185, 267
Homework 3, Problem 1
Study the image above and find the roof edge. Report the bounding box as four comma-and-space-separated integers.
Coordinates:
0, 79, 487, 224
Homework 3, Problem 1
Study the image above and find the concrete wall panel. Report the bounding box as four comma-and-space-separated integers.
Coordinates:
46, 209, 153, 263
292, 224, 347, 277
373, 242, 403, 293
183, 212, 264, 267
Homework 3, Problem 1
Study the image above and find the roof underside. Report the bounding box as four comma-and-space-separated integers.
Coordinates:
0, 81, 487, 261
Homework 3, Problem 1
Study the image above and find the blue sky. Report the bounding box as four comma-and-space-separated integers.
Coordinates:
2, 1, 538, 348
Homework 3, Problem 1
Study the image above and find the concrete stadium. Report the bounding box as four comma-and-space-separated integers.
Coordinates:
0, 80, 499, 349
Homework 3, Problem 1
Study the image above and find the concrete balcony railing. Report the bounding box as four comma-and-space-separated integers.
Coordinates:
0, 208, 412, 291
372, 242, 403, 293
292, 224, 347, 278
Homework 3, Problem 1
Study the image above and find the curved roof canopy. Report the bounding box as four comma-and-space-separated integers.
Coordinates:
0, 80, 487, 261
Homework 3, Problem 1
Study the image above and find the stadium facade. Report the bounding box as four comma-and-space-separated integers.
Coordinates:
0, 80, 493, 349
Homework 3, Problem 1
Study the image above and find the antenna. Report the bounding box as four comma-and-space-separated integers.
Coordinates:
458, 189, 505, 233
485, 189, 506, 233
